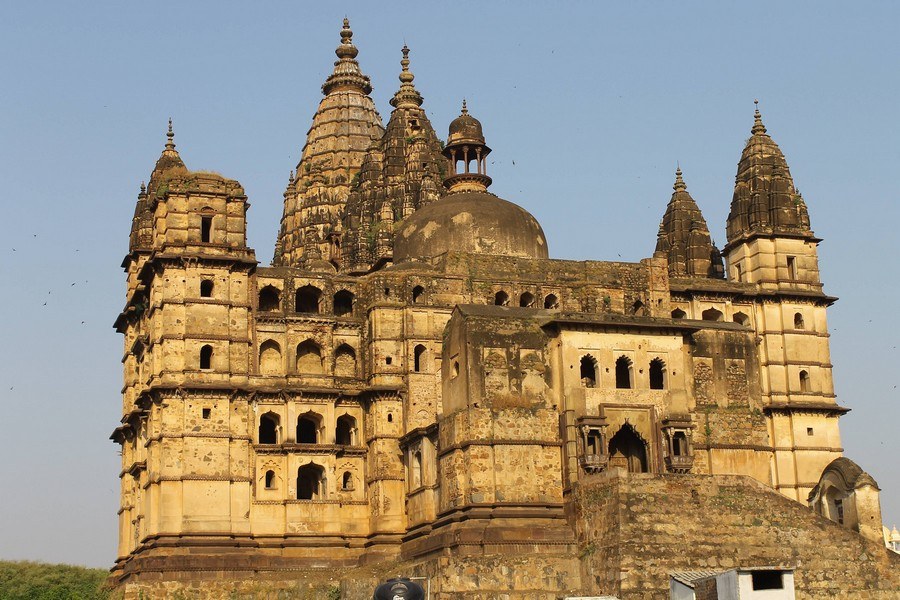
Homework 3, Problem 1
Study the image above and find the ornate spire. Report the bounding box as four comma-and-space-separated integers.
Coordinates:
322, 18, 373, 95
390, 44, 423, 109
165, 118, 175, 151
656, 168, 724, 278
725, 103, 812, 247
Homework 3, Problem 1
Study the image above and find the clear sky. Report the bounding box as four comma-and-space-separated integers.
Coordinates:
0, 2, 897, 569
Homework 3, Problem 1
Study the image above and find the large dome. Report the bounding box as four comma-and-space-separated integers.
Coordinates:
393, 191, 549, 262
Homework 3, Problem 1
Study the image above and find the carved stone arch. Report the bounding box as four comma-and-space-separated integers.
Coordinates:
608, 421, 649, 473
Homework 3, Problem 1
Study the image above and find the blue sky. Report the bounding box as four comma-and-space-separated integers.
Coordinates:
0, 2, 897, 568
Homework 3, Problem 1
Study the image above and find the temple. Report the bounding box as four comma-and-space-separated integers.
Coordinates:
111, 20, 899, 599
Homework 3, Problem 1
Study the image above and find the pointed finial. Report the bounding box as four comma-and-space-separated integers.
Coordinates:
752, 99, 767, 135
673, 166, 686, 191
165, 118, 175, 150
399, 44, 413, 83
336, 17, 358, 60
461, 98, 468, 115
140, 181, 146, 195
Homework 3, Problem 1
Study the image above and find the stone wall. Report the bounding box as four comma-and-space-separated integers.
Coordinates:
573, 470, 900, 599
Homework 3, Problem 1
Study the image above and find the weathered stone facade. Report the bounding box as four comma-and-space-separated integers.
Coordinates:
111, 21, 899, 599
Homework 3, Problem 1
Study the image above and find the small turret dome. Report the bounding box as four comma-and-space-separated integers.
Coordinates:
447, 100, 485, 146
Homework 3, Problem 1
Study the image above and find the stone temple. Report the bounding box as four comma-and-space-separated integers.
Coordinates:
111, 19, 900, 599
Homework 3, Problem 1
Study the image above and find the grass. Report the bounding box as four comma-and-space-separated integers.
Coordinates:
0, 560, 113, 600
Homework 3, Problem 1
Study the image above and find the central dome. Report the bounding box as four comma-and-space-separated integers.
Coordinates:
393, 190, 548, 262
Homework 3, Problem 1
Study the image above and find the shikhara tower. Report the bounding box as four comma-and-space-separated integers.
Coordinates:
111, 20, 899, 599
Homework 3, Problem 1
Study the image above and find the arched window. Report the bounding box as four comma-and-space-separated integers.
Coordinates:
733, 312, 750, 326
334, 290, 354, 316
199, 345, 213, 370
201, 214, 213, 243
799, 370, 810, 393
519, 292, 535, 308
264, 470, 276, 489
296, 413, 321, 444
608, 423, 648, 473
702, 307, 724, 322
297, 464, 325, 500
412, 450, 423, 488
580, 355, 598, 388
649, 358, 665, 390
295, 285, 321, 313
258, 285, 281, 311
296, 340, 324, 374
200, 279, 214, 298
334, 344, 356, 378
615, 356, 633, 389
413, 344, 427, 373
259, 340, 282, 375
412, 285, 424, 304
671, 308, 686, 319
258, 412, 279, 444
794, 312, 805, 330
494, 291, 509, 306
544, 294, 559, 309
341, 471, 354, 491
335, 415, 356, 446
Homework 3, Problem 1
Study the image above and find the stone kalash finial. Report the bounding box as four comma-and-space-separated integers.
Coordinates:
322, 17, 372, 95
752, 99, 767, 135
442, 100, 492, 192
673, 166, 686, 191
165, 118, 175, 150
390, 44, 423, 109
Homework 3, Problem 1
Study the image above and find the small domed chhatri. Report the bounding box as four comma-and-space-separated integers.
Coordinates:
393, 101, 548, 262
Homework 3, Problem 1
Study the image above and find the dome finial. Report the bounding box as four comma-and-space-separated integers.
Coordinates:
461, 98, 468, 115
336, 17, 358, 60
166, 118, 175, 150
674, 165, 686, 191
752, 99, 767, 135
390, 44, 423, 108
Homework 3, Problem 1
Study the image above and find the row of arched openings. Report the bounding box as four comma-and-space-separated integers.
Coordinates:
258, 285, 355, 316
580, 355, 666, 390
261, 465, 355, 500
494, 290, 559, 309
258, 412, 357, 446
258, 340, 357, 377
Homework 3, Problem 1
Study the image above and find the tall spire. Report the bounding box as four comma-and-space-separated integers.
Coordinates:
656, 167, 724, 278
725, 103, 812, 247
322, 18, 373, 95
390, 44, 423, 109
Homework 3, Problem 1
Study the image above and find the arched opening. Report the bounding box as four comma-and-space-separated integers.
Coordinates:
543, 294, 559, 309
412, 450, 423, 488
413, 344, 427, 373
649, 358, 665, 390
632, 300, 645, 315
671, 308, 686, 319
296, 464, 325, 500
794, 312, 805, 330
799, 369, 810, 393
580, 355, 598, 388
296, 340, 324, 374
264, 470, 276, 489
258, 412, 279, 444
702, 307, 724, 322
519, 292, 535, 308
258, 285, 281, 311
615, 356, 633, 389
672, 431, 688, 457
608, 423, 648, 473
341, 471, 354, 491
334, 290, 354, 316
259, 340, 282, 375
334, 344, 356, 378
494, 291, 509, 306
201, 215, 213, 243
335, 414, 356, 446
295, 285, 322, 313
733, 311, 750, 326
200, 279, 214, 298
199, 345, 213, 370
296, 413, 321, 444
412, 285, 424, 304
